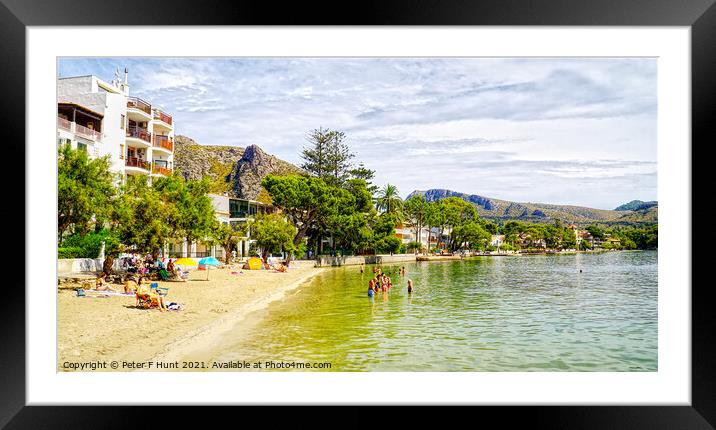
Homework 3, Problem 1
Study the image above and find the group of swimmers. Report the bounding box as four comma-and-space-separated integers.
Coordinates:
366, 266, 413, 297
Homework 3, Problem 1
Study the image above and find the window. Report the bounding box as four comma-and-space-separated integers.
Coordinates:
119, 144, 125, 159
120, 114, 125, 130
77, 142, 87, 152
230, 199, 250, 218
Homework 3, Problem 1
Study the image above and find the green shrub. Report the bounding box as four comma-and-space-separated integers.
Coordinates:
376, 236, 402, 254
58, 247, 85, 259
59, 229, 117, 258
499, 243, 515, 251
406, 241, 421, 252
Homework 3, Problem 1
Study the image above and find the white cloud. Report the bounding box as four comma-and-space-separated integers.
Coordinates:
58, 57, 657, 209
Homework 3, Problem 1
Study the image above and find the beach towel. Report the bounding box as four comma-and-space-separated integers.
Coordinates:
158, 269, 169, 281
82, 290, 134, 297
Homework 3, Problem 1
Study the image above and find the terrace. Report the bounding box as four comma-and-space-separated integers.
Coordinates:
153, 109, 173, 126
57, 103, 103, 141
126, 125, 152, 144
127, 96, 152, 116
152, 164, 172, 176
153, 134, 174, 152
125, 157, 150, 171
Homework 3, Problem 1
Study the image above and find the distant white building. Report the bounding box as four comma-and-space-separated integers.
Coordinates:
491, 234, 505, 248
57, 70, 175, 182
191, 194, 278, 259
395, 223, 446, 252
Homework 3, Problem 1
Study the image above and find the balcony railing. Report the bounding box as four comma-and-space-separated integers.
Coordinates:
153, 135, 174, 151
153, 110, 173, 126
152, 165, 172, 176
127, 97, 152, 115
57, 117, 71, 131
75, 123, 102, 141
58, 117, 102, 141
125, 157, 150, 170
126, 126, 152, 143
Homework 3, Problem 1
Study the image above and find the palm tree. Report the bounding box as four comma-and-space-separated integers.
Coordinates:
376, 184, 403, 214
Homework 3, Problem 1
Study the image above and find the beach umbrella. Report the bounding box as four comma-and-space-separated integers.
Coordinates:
174, 257, 197, 268
198, 257, 221, 280
173, 258, 197, 278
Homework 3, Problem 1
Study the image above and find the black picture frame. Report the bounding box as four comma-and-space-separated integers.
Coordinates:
2, 0, 712, 427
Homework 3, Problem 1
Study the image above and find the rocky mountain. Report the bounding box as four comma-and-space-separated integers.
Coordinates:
173, 135, 304, 202
407, 189, 658, 226
614, 200, 658, 211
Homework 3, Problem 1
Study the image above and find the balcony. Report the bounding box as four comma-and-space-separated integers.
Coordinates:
153, 110, 173, 126
125, 157, 150, 171
152, 164, 172, 176
75, 123, 102, 141
57, 117, 71, 131
126, 125, 152, 144
153, 135, 174, 152
57, 117, 102, 141
127, 97, 152, 115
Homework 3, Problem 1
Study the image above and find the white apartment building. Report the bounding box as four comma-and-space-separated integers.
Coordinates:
57, 69, 175, 182
206, 194, 277, 259
395, 223, 444, 251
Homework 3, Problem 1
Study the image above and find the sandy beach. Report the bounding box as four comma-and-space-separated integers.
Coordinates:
57, 263, 324, 371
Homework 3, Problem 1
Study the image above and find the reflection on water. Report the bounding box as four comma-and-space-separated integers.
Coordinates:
209, 251, 657, 371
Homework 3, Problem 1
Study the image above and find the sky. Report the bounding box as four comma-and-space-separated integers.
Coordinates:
59, 58, 657, 209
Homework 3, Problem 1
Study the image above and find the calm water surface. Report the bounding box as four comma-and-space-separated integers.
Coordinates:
209, 251, 657, 371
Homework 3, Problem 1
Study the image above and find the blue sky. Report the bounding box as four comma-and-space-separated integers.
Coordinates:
59, 58, 657, 209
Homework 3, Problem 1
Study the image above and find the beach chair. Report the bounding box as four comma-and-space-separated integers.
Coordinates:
149, 282, 169, 296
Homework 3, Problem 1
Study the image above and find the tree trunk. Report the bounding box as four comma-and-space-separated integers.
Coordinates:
223, 244, 232, 264
102, 255, 114, 275
427, 226, 431, 253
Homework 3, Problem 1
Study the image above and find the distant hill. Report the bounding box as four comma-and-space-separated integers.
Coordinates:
407, 189, 657, 226
614, 200, 658, 211
173, 135, 304, 203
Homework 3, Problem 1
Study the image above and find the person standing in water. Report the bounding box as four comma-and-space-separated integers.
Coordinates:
407, 279, 414, 293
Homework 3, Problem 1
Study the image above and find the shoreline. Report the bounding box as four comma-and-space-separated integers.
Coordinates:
148, 267, 327, 364
57, 250, 651, 371
57, 264, 326, 371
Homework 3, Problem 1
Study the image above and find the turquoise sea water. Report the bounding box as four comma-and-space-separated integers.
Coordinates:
209, 251, 657, 371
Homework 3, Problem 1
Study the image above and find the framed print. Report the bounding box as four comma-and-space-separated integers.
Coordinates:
3, 0, 714, 427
